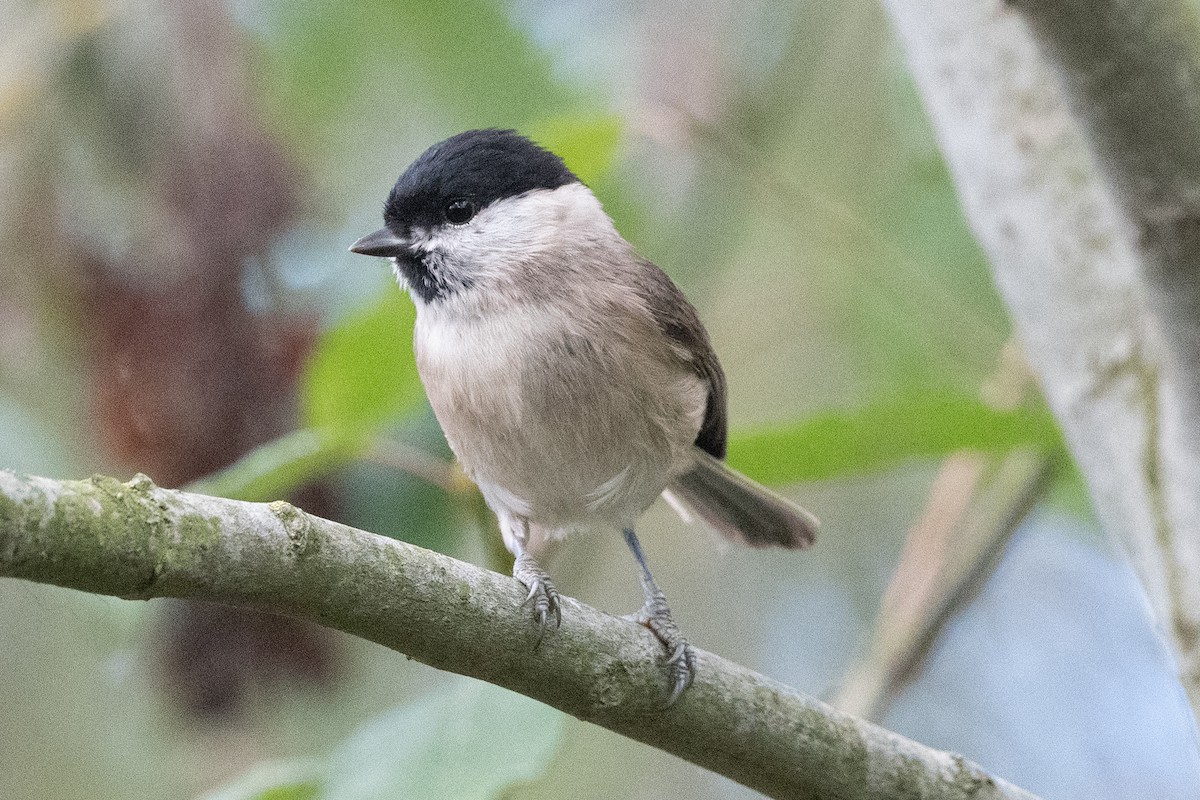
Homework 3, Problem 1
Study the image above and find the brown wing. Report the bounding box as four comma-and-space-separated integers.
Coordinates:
633, 259, 728, 460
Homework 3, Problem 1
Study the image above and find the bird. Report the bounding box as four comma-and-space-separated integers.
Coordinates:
350, 129, 817, 703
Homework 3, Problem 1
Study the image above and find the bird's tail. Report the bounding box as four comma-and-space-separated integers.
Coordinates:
665, 449, 818, 549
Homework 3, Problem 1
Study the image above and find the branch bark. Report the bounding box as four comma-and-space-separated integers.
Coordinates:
0, 470, 1038, 800
1009, 0, 1200, 422
882, 0, 1200, 722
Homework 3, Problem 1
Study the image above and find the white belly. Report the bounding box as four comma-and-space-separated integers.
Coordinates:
414, 303, 706, 532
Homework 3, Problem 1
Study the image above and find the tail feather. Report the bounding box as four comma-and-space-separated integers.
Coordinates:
667, 450, 818, 549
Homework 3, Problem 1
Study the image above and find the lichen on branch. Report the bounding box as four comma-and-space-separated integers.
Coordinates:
0, 469, 1039, 800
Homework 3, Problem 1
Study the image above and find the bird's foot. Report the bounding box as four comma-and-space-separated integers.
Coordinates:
514, 552, 562, 648
625, 589, 696, 705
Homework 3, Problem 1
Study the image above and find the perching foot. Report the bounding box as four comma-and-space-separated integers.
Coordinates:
514, 551, 561, 647
627, 588, 696, 705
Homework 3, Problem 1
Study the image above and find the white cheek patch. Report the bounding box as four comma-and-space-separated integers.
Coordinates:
447, 185, 612, 276
398, 183, 620, 310
437, 205, 555, 281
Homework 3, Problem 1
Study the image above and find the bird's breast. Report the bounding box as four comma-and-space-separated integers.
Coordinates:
413, 302, 706, 528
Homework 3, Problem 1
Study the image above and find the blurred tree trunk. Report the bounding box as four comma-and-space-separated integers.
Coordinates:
62, 0, 337, 715
882, 0, 1200, 726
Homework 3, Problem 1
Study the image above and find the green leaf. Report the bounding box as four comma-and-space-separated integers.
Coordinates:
301, 290, 424, 433
527, 114, 624, 186
198, 760, 323, 800
320, 681, 565, 800
728, 391, 1064, 485
186, 428, 363, 502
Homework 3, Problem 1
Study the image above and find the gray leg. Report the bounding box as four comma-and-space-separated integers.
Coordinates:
509, 520, 561, 647
622, 528, 696, 704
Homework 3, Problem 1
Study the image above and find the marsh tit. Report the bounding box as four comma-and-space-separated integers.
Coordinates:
351, 129, 817, 703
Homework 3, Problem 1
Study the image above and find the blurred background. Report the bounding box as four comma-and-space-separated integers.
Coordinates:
2, 0, 1198, 798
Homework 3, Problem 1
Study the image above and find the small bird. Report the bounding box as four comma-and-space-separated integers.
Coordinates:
351, 129, 817, 703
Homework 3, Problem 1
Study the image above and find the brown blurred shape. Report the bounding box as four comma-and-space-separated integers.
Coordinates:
67, 0, 338, 717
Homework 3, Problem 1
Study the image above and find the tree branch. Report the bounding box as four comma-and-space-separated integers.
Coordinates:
1009, 0, 1200, 420
0, 470, 1038, 800
882, 0, 1200, 722
1003, 0, 1200, 700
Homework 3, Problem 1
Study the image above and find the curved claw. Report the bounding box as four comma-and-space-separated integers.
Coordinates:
524, 581, 540, 605
628, 593, 697, 706
665, 642, 696, 706
665, 643, 687, 666
514, 553, 562, 649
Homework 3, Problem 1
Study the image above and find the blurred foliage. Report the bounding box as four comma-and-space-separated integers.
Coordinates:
248, 0, 578, 143
204, 682, 564, 800
728, 391, 1063, 484
301, 289, 423, 436
526, 114, 624, 185
202, 761, 322, 800
186, 428, 363, 504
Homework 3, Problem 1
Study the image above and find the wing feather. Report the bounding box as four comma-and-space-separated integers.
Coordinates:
632, 259, 727, 459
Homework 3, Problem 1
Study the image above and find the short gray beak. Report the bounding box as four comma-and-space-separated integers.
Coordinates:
349, 228, 409, 257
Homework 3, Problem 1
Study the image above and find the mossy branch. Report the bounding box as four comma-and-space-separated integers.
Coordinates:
0, 470, 1038, 800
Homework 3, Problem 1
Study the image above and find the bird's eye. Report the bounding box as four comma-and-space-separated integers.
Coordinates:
444, 199, 477, 225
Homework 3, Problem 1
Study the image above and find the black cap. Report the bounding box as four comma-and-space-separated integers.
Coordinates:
382, 129, 580, 230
